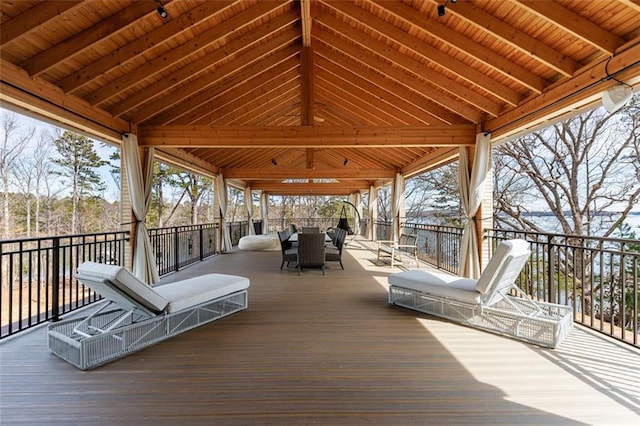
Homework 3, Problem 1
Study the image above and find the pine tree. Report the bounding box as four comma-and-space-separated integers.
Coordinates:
52, 131, 107, 234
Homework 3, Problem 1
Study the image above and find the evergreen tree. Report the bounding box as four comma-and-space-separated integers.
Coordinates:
52, 131, 107, 234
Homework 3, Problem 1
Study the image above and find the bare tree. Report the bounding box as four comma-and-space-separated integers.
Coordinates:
494, 96, 640, 237
1, 112, 34, 239
406, 162, 462, 225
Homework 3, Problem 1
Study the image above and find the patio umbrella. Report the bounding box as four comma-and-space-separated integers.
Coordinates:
216, 174, 233, 252
458, 133, 491, 279
122, 134, 159, 284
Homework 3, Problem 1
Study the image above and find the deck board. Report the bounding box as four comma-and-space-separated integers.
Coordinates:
1, 238, 639, 425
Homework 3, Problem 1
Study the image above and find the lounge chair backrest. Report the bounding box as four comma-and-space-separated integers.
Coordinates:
76, 261, 169, 314
399, 234, 417, 246
474, 239, 531, 306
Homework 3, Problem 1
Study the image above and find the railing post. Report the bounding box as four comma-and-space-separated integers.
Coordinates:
174, 226, 180, 273
199, 225, 204, 261
436, 227, 442, 269
51, 237, 60, 322
547, 236, 556, 304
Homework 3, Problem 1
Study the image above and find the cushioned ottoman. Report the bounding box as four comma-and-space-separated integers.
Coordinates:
238, 234, 280, 251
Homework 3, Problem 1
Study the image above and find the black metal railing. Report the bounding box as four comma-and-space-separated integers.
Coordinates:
149, 223, 218, 276
487, 229, 639, 347
3, 220, 638, 347
374, 220, 639, 348
1, 231, 129, 339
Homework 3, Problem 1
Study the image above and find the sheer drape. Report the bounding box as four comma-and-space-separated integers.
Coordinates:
458, 133, 491, 278
353, 192, 362, 236
216, 175, 233, 252
368, 186, 377, 240
260, 192, 269, 234
391, 173, 404, 242
122, 134, 159, 284
244, 186, 255, 235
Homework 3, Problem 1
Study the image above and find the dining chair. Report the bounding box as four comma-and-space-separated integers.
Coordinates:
297, 233, 325, 275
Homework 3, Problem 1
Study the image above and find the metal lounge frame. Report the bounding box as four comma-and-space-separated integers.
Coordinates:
388, 240, 573, 348
48, 262, 249, 370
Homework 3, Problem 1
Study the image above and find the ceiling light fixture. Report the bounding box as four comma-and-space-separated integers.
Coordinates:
602, 84, 633, 113
601, 56, 634, 113
343, 158, 348, 166
437, 0, 457, 17
155, 0, 168, 19
271, 158, 278, 166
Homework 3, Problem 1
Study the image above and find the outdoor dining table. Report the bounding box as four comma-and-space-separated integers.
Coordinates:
288, 232, 332, 243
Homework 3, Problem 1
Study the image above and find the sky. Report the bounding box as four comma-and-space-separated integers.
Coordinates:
2, 107, 121, 202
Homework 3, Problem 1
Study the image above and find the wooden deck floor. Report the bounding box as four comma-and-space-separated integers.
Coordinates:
1, 238, 639, 425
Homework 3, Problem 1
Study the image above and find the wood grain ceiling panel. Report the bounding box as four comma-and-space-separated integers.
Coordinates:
1, 0, 639, 195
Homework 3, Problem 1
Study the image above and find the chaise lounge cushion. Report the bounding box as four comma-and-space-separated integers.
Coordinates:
155, 274, 250, 313
388, 270, 480, 304
77, 261, 169, 313
474, 239, 530, 295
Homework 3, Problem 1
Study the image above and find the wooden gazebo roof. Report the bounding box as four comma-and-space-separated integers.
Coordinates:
1, 0, 639, 195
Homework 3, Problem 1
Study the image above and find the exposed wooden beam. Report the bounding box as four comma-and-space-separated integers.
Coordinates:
485, 42, 640, 139
402, 147, 459, 179
110, 11, 299, 118
300, 0, 312, 47
369, 0, 545, 93
445, 0, 577, 77
300, 46, 315, 126
0, 1, 83, 46
192, 68, 300, 126
21, 1, 157, 77
324, 1, 521, 107
248, 181, 369, 195
154, 148, 219, 178
59, 1, 237, 94
313, 23, 483, 122
133, 35, 300, 124
516, 0, 624, 55
221, 168, 397, 180
138, 125, 477, 148
0, 59, 128, 142
314, 42, 462, 125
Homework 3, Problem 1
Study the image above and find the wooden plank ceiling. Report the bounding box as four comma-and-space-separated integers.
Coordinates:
1, 0, 639, 195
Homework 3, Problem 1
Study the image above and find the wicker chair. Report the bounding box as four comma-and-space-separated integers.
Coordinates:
325, 227, 347, 269
301, 226, 320, 233
278, 230, 297, 270
297, 233, 326, 275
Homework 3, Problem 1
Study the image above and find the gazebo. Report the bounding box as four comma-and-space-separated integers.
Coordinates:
1, 0, 639, 279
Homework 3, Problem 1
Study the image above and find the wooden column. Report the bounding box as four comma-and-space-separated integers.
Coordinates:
467, 145, 494, 271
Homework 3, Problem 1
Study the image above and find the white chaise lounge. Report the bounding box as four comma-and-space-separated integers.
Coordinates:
48, 262, 249, 370
388, 239, 573, 348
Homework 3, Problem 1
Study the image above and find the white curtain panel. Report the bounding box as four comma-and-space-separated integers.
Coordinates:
392, 173, 404, 241
368, 185, 377, 240
244, 186, 255, 235
216, 175, 233, 251
260, 192, 269, 234
122, 134, 159, 284
458, 133, 491, 279
353, 192, 362, 236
